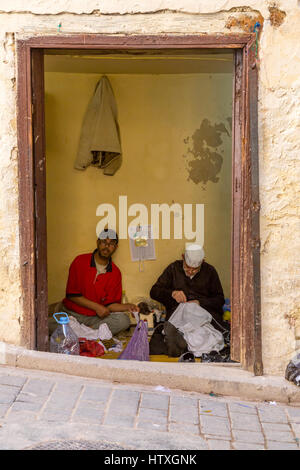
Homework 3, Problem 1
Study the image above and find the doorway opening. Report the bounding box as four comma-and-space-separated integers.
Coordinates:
45, 49, 233, 363
16, 35, 262, 374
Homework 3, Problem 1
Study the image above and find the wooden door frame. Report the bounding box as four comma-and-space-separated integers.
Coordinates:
16, 34, 262, 374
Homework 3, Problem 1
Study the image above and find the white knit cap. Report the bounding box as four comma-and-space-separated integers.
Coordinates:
184, 244, 205, 268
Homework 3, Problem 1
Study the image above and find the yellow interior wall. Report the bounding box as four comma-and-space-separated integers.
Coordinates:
45, 71, 232, 305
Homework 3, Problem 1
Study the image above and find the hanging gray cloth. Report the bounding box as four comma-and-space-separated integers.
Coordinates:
74, 76, 122, 176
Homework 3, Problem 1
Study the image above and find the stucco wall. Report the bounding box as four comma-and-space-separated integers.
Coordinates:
0, 0, 299, 375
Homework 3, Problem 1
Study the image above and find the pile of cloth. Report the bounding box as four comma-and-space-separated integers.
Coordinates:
149, 302, 233, 363
68, 316, 123, 357
79, 340, 105, 357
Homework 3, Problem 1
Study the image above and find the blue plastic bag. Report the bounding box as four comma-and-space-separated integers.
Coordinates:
118, 320, 149, 361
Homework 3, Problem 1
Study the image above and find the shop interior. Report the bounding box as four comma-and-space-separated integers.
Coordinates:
44, 50, 233, 361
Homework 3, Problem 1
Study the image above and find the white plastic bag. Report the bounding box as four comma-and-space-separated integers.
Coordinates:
168, 303, 224, 356
68, 316, 112, 341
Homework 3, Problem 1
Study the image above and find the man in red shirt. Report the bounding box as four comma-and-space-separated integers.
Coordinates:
50, 229, 138, 336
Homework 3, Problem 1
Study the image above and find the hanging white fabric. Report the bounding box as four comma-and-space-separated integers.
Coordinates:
168, 302, 224, 356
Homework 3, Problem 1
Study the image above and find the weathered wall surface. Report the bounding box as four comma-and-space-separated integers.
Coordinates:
0, 0, 299, 375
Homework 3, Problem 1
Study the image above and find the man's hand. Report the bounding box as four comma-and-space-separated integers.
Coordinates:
172, 290, 187, 303
107, 303, 140, 314
123, 303, 140, 313
95, 304, 110, 318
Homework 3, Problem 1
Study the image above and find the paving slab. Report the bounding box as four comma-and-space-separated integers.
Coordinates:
232, 429, 265, 444
140, 392, 169, 410
208, 439, 232, 450
229, 412, 261, 432
233, 442, 265, 450
200, 414, 231, 438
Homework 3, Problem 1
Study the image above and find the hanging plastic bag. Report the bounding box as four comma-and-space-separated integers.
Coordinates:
50, 312, 80, 355
285, 353, 300, 387
118, 320, 149, 361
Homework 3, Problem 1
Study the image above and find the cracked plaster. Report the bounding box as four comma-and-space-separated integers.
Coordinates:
0, 1, 299, 375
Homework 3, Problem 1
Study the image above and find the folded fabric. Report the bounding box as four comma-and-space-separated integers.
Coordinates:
168, 303, 224, 356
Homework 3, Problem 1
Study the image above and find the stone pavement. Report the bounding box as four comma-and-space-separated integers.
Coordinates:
0, 365, 299, 451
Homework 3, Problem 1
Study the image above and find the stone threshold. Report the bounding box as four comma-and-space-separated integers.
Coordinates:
1, 341, 299, 404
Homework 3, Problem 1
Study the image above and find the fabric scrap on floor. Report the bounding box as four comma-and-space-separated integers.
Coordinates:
79, 338, 105, 357
102, 337, 123, 352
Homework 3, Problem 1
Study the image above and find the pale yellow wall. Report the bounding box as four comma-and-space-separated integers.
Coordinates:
45, 71, 232, 305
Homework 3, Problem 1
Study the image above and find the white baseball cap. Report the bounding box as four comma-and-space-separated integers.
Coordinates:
184, 243, 205, 268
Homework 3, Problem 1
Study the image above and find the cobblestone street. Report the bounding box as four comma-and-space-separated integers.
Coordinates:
0, 365, 299, 451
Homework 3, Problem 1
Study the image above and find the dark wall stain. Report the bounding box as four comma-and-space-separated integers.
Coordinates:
269, 6, 286, 27
183, 118, 230, 187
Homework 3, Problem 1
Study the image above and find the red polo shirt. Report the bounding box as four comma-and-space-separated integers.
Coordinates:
63, 250, 122, 316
